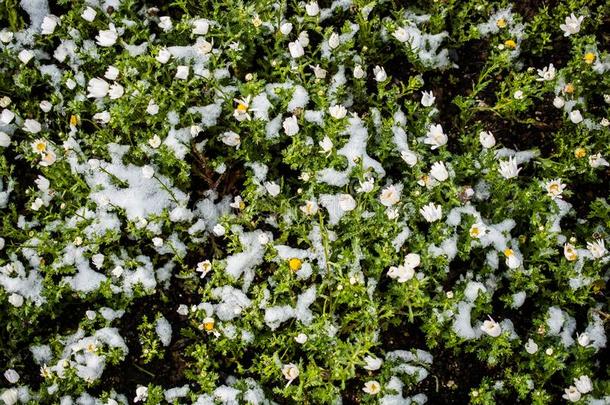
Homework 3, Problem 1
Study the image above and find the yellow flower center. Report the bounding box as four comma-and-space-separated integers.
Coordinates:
496, 18, 507, 28
203, 320, 215, 331
504, 39, 517, 49
236, 103, 248, 112
574, 148, 586, 159
564, 83, 575, 94
503, 248, 514, 257
584, 52, 596, 64
470, 227, 480, 237
35, 142, 46, 152
70, 115, 78, 126
288, 258, 302, 271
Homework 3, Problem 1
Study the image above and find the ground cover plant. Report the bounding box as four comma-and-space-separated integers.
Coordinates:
1, 0, 609, 403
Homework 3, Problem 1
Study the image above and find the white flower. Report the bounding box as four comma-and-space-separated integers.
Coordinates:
420, 203, 442, 222
430, 161, 449, 182
577, 332, 590, 347
338, 194, 356, 211
481, 317, 502, 337
569, 110, 583, 124
353, 64, 366, 79
281, 363, 300, 381
544, 178, 566, 199
574, 375, 592, 394
158, 16, 173, 32
233, 96, 252, 121
104, 66, 119, 80
553, 96, 565, 109
41, 15, 59, 35
108, 83, 124, 99
280, 22, 293, 35
319, 136, 333, 154
212, 224, 225, 236
379, 185, 401, 207
87, 77, 110, 98
589, 153, 609, 168
0, 132, 10, 147
564, 243, 578, 261
392, 27, 410, 42
146, 100, 159, 115
175, 65, 189, 80
587, 239, 606, 259
469, 222, 487, 239
305, 1, 319, 16
363, 381, 381, 395
82, 6, 97, 22
134, 386, 149, 403
142, 165, 155, 179
93, 111, 110, 124
4, 369, 19, 384
328, 32, 340, 49
537, 63, 556, 81
177, 304, 188, 315
498, 156, 521, 179
283, 115, 299, 136
23, 119, 42, 134
156, 48, 172, 64
363, 355, 383, 371
503, 248, 521, 269
310, 64, 327, 79
524, 338, 539, 354
329, 104, 347, 119
151, 237, 163, 247
0, 30, 13, 43
40, 100, 52, 112
264, 181, 281, 197
424, 124, 448, 149
479, 131, 496, 148
562, 386, 581, 402
192, 19, 209, 35
373, 66, 387, 82
298, 31, 310, 47
194, 39, 213, 55
18, 49, 34, 64
294, 333, 308, 344
300, 200, 318, 215
221, 131, 240, 147
8, 293, 23, 307
288, 41, 304, 59
421, 91, 435, 107
196, 260, 212, 278
356, 177, 374, 193
96, 25, 118, 47
0, 388, 18, 405
0, 109, 14, 124
388, 263, 414, 282
514, 90, 525, 100
31, 197, 44, 211
401, 149, 418, 166
560, 13, 584, 37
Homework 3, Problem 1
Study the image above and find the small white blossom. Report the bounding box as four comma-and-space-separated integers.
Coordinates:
562, 386, 581, 402
338, 194, 356, 211
587, 239, 606, 259
175, 65, 189, 80
560, 13, 584, 37
141, 165, 155, 179
305, 1, 319, 16
481, 317, 502, 337
479, 131, 496, 148
373, 66, 387, 82
525, 338, 539, 354
569, 110, 583, 124
82, 7, 97, 22
41, 15, 60, 35
537, 64, 556, 81
420, 203, 442, 222
87, 77, 110, 98
498, 156, 521, 179
363, 355, 383, 371
283, 115, 299, 136
96, 25, 118, 47
192, 19, 209, 35
401, 149, 418, 166
362, 380, 381, 395
430, 161, 449, 182
281, 363, 300, 382
544, 179, 566, 199
424, 124, 448, 149
288, 41, 304, 59
574, 375, 592, 394
328, 104, 347, 119
421, 91, 435, 107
